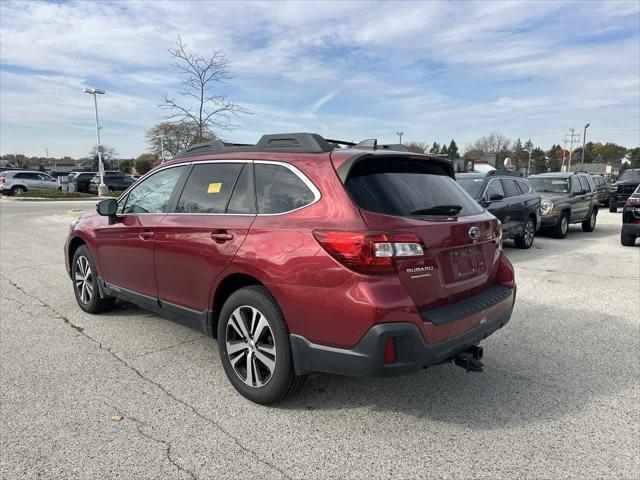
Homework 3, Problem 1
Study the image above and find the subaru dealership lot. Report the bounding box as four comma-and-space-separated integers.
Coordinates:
1, 199, 638, 479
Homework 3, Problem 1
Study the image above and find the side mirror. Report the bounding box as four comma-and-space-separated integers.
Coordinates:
96, 198, 117, 216
489, 193, 504, 201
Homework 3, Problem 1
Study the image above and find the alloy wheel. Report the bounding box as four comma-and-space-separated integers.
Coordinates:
561, 216, 568, 235
524, 220, 535, 246
225, 306, 276, 388
75, 256, 93, 304
590, 212, 596, 228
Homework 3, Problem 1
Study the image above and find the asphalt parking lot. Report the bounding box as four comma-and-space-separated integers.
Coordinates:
1, 199, 638, 479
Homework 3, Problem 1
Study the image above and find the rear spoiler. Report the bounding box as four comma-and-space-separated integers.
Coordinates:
333, 151, 455, 183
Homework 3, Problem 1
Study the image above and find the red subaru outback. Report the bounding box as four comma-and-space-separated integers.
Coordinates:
65, 133, 515, 404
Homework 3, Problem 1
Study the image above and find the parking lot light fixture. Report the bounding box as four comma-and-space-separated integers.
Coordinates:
581, 123, 590, 168
83, 87, 108, 196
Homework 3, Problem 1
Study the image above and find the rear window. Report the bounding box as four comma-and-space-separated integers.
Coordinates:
345, 158, 483, 217
501, 179, 520, 198
456, 177, 485, 198
255, 163, 316, 214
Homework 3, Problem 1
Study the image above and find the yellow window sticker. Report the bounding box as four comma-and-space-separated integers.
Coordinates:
207, 182, 222, 193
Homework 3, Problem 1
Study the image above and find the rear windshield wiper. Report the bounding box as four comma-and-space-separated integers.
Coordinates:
410, 205, 463, 216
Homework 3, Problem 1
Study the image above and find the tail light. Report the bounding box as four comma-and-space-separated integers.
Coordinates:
312, 230, 424, 274
0, 178, 5, 184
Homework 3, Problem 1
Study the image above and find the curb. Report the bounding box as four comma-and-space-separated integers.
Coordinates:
1, 196, 102, 202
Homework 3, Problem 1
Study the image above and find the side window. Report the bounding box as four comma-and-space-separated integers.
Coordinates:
176, 163, 243, 214
255, 163, 317, 214
226, 164, 255, 214
500, 179, 520, 198
485, 179, 505, 200
516, 179, 531, 194
122, 166, 185, 214
571, 177, 582, 193
39, 174, 54, 181
577, 176, 590, 192
585, 176, 596, 191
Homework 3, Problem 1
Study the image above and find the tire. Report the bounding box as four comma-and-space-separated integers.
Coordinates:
582, 209, 597, 232
609, 198, 617, 213
11, 186, 26, 196
552, 212, 569, 239
217, 285, 306, 404
621, 231, 637, 247
72, 245, 115, 314
514, 217, 535, 249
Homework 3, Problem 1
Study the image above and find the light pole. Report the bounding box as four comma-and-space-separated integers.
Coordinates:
528, 146, 533, 176
396, 131, 404, 144
155, 135, 165, 163
581, 123, 590, 168
83, 87, 108, 196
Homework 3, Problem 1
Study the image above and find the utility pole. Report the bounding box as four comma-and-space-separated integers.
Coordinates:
156, 135, 165, 163
396, 131, 404, 144
564, 128, 581, 172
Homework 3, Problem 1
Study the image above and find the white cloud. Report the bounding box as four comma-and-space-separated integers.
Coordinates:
0, 0, 639, 158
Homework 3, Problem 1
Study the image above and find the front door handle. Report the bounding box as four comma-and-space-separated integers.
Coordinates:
211, 232, 234, 243
139, 230, 154, 240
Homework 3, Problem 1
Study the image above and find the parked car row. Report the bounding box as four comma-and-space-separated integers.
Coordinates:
457, 170, 599, 247
621, 184, 640, 246
0, 169, 139, 195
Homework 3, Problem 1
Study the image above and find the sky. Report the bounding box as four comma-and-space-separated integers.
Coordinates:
1, 0, 639, 159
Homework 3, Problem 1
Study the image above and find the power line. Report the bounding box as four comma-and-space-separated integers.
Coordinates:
564, 128, 581, 171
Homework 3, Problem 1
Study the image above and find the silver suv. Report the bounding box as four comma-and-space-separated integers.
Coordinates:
0, 170, 60, 195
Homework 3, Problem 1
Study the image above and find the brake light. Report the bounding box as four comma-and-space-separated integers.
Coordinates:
0, 178, 4, 183
312, 230, 424, 274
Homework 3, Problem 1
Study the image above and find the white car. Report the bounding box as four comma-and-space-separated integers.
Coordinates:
0, 170, 60, 195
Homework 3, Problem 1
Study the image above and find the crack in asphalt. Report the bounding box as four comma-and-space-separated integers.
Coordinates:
134, 338, 201, 358
515, 265, 639, 280
102, 402, 198, 480
0, 274, 291, 480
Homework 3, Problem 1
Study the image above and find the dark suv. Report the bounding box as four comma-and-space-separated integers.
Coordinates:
609, 169, 640, 212
457, 170, 541, 249
590, 174, 609, 206
88, 171, 135, 193
621, 185, 640, 246
528, 172, 598, 238
65, 133, 516, 404
70, 172, 97, 193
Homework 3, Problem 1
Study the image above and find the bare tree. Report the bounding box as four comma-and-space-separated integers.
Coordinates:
146, 121, 210, 158
472, 133, 512, 154
160, 36, 250, 142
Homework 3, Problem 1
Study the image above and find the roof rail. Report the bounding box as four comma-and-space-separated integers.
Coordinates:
174, 132, 413, 158
174, 132, 333, 158
486, 169, 523, 178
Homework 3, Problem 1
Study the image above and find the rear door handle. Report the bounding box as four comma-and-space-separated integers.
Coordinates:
211, 232, 234, 243
139, 230, 154, 240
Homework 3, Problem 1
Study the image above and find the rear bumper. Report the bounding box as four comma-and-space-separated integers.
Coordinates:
291, 286, 515, 377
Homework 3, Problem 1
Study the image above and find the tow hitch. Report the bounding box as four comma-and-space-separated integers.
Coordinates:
454, 346, 484, 372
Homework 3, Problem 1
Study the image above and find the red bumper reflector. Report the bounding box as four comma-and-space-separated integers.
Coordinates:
383, 337, 396, 363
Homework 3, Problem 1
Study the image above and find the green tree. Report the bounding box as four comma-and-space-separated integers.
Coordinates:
591, 143, 626, 164
440, 143, 448, 156
531, 147, 546, 173
447, 139, 459, 160
119, 159, 132, 174
135, 153, 156, 175
429, 142, 440, 154
405, 141, 427, 154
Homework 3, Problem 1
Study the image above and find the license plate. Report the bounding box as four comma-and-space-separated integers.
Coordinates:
451, 246, 486, 281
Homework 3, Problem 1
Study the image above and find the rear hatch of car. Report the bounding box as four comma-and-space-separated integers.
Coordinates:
331, 152, 502, 312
